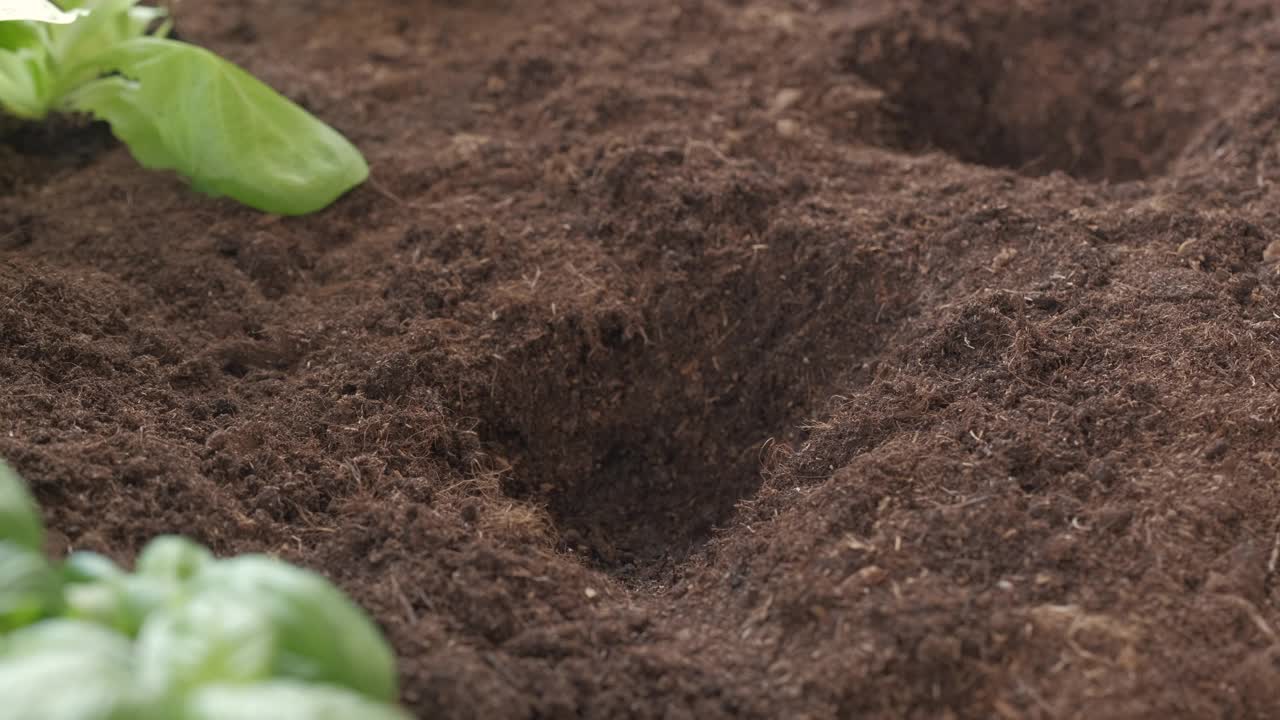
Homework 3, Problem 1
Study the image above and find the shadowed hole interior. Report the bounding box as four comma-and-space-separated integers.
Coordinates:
842, 3, 1204, 182
479, 204, 903, 578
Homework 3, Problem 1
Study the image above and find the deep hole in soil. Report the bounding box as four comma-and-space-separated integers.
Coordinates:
843, 6, 1200, 182
480, 220, 898, 578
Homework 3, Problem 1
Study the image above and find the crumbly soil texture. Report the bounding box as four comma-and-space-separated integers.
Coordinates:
4, 1, 1280, 717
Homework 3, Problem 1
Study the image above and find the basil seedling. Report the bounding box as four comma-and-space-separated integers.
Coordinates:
0, 0, 368, 215
0, 461, 412, 719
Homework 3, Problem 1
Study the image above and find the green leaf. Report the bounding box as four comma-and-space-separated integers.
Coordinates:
136, 591, 275, 697
67, 36, 369, 215
1, 616, 129, 656
0, 619, 159, 720
135, 535, 213, 581
0, 0, 166, 119
64, 575, 183, 637
63, 549, 125, 582
190, 555, 398, 702
42, 0, 165, 95
0, 17, 56, 118
0, 460, 44, 552
0, 541, 60, 631
63, 555, 184, 637
182, 681, 412, 720
0, 16, 43, 50
61, 551, 132, 631
0, 46, 50, 119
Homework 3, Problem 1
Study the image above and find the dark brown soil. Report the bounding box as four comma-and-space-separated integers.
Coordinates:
4, 0, 1280, 717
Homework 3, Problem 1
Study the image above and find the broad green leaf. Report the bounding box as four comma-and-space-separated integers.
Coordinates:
62, 580, 132, 630
182, 681, 412, 720
43, 0, 165, 95
0, 16, 42, 50
0, 0, 84, 24
1, 616, 128, 656
0, 8, 58, 118
191, 555, 398, 702
0, 541, 60, 631
65, 575, 183, 637
62, 551, 135, 632
0, 619, 158, 720
0, 0, 166, 118
68, 36, 369, 215
64, 563, 184, 637
136, 591, 275, 696
0, 47, 51, 118
63, 549, 125, 582
0, 9, 57, 117
0, 460, 43, 552
136, 535, 213, 581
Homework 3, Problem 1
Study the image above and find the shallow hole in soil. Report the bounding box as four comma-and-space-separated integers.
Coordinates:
843, 6, 1200, 182
481, 235, 895, 579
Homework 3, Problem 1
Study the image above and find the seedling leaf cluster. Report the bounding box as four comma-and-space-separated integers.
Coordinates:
0, 0, 368, 215
0, 460, 412, 720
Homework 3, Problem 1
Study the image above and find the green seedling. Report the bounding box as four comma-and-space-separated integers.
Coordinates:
0, 461, 412, 720
0, 0, 368, 215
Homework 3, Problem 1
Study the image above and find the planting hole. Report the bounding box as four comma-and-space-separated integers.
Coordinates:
487, 301, 883, 577
474, 171, 903, 577
843, 4, 1203, 182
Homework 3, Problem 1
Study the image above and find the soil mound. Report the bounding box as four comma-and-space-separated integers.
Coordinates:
4, 1, 1280, 717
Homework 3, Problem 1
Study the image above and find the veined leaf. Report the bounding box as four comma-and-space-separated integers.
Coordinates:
68, 37, 369, 215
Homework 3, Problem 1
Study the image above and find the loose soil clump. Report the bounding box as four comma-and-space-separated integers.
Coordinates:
4, 1, 1280, 718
